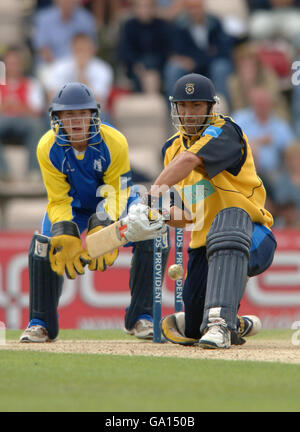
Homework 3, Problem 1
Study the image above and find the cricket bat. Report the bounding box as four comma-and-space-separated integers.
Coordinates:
86, 219, 128, 258
86, 210, 159, 258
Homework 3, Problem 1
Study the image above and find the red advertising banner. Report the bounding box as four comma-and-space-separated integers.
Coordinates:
0, 229, 299, 330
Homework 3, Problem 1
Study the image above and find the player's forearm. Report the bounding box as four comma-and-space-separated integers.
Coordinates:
154, 151, 202, 189
47, 197, 74, 224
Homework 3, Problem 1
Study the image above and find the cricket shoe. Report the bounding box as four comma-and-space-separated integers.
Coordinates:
161, 312, 199, 345
124, 319, 154, 339
19, 325, 51, 343
198, 318, 231, 349
238, 315, 262, 338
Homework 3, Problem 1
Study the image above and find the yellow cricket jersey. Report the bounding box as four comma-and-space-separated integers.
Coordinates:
162, 114, 273, 248
37, 123, 132, 224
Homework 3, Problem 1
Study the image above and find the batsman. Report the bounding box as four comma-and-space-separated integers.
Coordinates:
20, 82, 167, 343
140, 73, 277, 348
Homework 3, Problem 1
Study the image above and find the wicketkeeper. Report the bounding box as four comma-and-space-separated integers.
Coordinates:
20, 82, 167, 343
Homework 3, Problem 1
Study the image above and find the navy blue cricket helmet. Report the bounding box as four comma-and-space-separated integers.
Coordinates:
169, 73, 217, 103
49, 82, 101, 143
169, 74, 219, 136
50, 82, 100, 113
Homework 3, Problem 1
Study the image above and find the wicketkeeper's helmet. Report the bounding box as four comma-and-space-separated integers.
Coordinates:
169, 73, 219, 136
49, 82, 101, 143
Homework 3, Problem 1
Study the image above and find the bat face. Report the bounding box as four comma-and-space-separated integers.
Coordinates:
86, 220, 128, 258
86, 207, 161, 258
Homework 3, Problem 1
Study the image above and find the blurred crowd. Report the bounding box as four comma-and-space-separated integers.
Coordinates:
0, 0, 300, 228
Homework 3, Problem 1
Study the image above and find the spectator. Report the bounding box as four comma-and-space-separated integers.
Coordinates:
232, 86, 295, 195
32, 0, 97, 74
246, 0, 271, 11
0, 46, 46, 181
83, 0, 131, 26
164, 0, 234, 103
40, 33, 113, 122
204, 0, 249, 43
0, 1, 29, 49
248, 0, 300, 43
117, 0, 173, 94
34, 0, 54, 10
83, 1, 132, 71
155, 0, 185, 21
228, 41, 290, 120
271, 142, 300, 227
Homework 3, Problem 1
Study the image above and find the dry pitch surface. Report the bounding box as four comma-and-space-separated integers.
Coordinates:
1, 338, 300, 364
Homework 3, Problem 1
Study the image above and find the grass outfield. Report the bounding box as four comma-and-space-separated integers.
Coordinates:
0, 329, 300, 412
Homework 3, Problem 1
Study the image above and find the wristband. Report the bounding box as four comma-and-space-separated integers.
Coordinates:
51, 221, 80, 238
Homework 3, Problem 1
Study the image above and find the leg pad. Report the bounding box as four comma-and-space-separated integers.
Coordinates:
29, 233, 63, 340
201, 208, 253, 332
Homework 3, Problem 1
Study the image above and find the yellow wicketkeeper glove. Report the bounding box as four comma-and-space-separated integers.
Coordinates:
49, 221, 91, 279
86, 213, 119, 271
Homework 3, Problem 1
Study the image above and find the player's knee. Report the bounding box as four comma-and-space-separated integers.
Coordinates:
248, 225, 277, 277
206, 207, 253, 258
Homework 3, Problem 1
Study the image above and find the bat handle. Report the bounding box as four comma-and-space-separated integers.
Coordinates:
148, 209, 159, 221
148, 209, 170, 222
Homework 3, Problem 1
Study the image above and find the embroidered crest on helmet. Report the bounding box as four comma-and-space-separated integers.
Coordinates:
185, 83, 195, 95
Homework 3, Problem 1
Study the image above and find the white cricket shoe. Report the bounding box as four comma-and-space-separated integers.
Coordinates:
124, 319, 154, 339
19, 325, 50, 343
199, 319, 231, 349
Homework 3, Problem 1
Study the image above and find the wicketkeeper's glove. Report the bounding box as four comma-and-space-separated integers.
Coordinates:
49, 221, 91, 279
86, 213, 119, 271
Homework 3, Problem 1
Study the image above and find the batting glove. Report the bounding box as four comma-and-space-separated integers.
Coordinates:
123, 203, 167, 242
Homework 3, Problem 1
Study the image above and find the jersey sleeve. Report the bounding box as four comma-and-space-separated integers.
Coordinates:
187, 118, 245, 179
37, 137, 74, 223
101, 132, 132, 221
